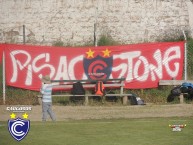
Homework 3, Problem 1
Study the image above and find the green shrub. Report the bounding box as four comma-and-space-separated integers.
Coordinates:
187, 37, 193, 79
156, 29, 184, 42
52, 40, 64, 46
97, 34, 119, 46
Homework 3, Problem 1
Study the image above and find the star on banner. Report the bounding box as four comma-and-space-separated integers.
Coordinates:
22, 113, 28, 119
86, 49, 95, 58
102, 48, 111, 57
10, 113, 16, 119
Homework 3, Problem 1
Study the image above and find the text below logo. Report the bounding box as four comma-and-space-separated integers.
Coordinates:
6, 106, 32, 112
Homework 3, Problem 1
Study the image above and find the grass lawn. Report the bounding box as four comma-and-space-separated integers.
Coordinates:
0, 117, 193, 145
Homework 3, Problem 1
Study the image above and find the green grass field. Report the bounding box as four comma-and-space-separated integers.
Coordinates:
0, 117, 193, 145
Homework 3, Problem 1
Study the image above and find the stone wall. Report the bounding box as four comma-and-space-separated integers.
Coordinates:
0, 0, 192, 46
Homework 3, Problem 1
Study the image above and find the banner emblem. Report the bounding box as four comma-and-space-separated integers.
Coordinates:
83, 55, 113, 80
8, 116, 30, 141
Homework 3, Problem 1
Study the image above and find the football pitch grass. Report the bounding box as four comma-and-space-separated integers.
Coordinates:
0, 117, 193, 145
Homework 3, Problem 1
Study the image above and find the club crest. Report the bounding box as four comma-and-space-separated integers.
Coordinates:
83, 55, 113, 80
8, 117, 30, 141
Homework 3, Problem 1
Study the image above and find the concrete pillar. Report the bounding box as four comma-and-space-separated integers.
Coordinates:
179, 94, 184, 104
122, 96, 128, 105
84, 95, 89, 106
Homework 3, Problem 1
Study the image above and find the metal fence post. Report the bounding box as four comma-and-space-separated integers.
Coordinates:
3, 52, 6, 104
94, 7, 98, 47
23, 25, 26, 44
183, 30, 187, 80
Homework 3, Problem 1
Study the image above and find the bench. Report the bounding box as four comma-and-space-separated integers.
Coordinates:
38, 78, 132, 105
159, 80, 193, 104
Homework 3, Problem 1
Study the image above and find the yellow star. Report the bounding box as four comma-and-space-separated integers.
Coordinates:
10, 113, 16, 119
102, 48, 111, 57
86, 49, 95, 58
22, 113, 28, 119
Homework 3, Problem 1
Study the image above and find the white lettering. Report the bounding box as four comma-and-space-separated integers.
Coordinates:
134, 56, 149, 81
32, 53, 55, 81
10, 50, 31, 82
68, 55, 84, 80
149, 49, 162, 81
113, 51, 141, 81
6, 106, 32, 112
163, 46, 180, 78
54, 56, 69, 80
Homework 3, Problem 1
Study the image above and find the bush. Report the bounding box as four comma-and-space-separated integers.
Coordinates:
52, 40, 64, 46
97, 34, 119, 46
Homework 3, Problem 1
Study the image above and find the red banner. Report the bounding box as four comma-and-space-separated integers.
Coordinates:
1, 42, 184, 91
0, 44, 5, 64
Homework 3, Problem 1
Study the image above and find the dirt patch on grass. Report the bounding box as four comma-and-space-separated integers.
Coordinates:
1, 104, 193, 121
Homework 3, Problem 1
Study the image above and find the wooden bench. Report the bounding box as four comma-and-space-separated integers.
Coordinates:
159, 80, 193, 104
38, 78, 132, 105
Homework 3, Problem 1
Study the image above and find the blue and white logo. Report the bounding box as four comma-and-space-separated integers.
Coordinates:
8, 117, 30, 141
